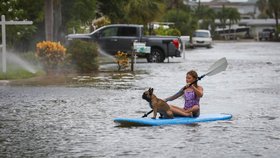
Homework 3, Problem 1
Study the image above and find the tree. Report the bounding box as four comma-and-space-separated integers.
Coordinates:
123, 0, 162, 24
0, 0, 44, 51
217, 5, 240, 37
1, 0, 98, 50
97, 0, 163, 24
256, 0, 280, 40
44, 0, 54, 41
268, 0, 280, 40
163, 9, 197, 36
61, 0, 97, 34
227, 7, 240, 34
195, 4, 216, 34
164, 0, 185, 10
256, 0, 269, 18
217, 5, 228, 35
97, 0, 128, 23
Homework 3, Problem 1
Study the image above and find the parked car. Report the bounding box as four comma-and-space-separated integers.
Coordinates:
258, 28, 275, 41
66, 24, 182, 63
191, 30, 212, 48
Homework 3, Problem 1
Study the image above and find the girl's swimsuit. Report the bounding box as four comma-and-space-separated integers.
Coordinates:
164, 86, 201, 117
184, 90, 200, 117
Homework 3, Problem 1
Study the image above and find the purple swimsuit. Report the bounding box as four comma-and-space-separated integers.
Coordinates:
184, 90, 200, 110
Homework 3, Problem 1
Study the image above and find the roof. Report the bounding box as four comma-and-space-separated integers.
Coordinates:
214, 19, 279, 26
239, 19, 279, 26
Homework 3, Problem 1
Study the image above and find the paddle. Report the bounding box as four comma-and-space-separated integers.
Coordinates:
142, 57, 228, 118
186, 57, 228, 88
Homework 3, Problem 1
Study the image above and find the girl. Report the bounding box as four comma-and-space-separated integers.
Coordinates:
164, 70, 203, 117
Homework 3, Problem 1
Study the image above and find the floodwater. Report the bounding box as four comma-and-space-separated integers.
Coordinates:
0, 42, 280, 157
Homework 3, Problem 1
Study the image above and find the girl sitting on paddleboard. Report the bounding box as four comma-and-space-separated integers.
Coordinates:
164, 70, 203, 117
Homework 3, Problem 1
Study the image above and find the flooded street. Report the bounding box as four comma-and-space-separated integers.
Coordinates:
1, 42, 280, 157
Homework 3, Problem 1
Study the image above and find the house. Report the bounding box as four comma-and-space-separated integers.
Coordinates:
201, 0, 259, 19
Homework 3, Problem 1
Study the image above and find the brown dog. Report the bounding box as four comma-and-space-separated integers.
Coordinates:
142, 88, 174, 119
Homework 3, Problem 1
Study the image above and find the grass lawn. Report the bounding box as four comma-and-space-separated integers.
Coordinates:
0, 52, 44, 80
0, 64, 44, 80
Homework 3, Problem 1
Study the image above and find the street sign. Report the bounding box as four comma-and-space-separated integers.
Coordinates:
133, 42, 151, 54
1, 15, 33, 73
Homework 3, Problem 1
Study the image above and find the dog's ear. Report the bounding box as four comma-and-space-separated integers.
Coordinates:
148, 88, 154, 95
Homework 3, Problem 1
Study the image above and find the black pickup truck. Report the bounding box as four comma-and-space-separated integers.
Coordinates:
66, 24, 182, 62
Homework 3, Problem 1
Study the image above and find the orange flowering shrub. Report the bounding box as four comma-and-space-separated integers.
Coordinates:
115, 51, 129, 71
36, 41, 66, 73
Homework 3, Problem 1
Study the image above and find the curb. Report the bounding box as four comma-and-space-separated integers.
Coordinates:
0, 80, 10, 86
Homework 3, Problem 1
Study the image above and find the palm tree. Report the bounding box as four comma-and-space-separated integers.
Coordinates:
217, 5, 228, 35
196, 5, 216, 32
227, 8, 240, 34
268, 0, 280, 40
217, 6, 240, 39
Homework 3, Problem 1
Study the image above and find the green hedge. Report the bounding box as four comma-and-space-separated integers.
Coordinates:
154, 27, 181, 36
67, 40, 99, 73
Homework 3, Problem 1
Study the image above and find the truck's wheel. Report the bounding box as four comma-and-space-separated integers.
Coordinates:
146, 48, 164, 63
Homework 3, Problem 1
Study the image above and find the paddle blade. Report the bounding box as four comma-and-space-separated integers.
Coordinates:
205, 57, 228, 76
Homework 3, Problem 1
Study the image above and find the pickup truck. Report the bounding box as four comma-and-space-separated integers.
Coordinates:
66, 24, 182, 62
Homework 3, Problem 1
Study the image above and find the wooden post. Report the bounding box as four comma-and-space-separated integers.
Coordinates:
1, 15, 6, 73
131, 45, 135, 72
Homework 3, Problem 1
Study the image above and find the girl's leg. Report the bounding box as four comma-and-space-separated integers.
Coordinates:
184, 105, 199, 113
169, 105, 192, 117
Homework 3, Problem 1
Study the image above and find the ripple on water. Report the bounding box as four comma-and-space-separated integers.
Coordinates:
1, 42, 280, 157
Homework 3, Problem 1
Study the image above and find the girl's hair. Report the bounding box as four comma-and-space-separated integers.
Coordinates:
187, 70, 198, 87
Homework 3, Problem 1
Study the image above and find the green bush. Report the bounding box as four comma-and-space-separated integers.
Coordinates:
67, 40, 99, 73
165, 28, 181, 36
154, 27, 181, 36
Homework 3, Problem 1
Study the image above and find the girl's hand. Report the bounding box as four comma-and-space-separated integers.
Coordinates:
185, 83, 190, 89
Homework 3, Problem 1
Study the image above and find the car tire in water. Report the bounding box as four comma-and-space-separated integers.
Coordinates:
146, 48, 165, 63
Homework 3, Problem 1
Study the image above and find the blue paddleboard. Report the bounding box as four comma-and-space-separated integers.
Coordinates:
114, 113, 232, 126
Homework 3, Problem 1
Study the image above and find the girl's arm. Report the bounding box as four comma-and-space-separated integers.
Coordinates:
192, 85, 203, 98
164, 86, 185, 102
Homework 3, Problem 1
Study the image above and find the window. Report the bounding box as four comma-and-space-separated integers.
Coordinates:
193, 32, 210, 38
117, 27, 137, 36
101, 27, 118, 37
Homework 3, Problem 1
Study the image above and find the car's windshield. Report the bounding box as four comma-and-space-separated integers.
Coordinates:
193, 31, 210, 38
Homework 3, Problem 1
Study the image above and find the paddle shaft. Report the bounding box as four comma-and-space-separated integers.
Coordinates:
142, 110, 153, 118
184, 74, 206, 90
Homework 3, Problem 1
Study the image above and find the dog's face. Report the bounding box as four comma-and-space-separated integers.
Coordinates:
142, 88, 154, 102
